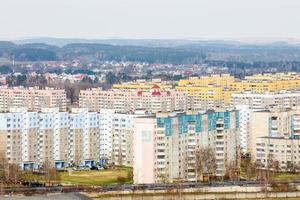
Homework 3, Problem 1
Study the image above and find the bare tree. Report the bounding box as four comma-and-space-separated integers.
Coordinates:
195, 147, 217, 181
241, 155, 257, 180
246, 162, 257, 180
43, 160, 60, 186
0, 152, 7, 190
5, 163, 21, 186
267, 154, 280, 173
225, 160, 240, 181
156, 173, 169, 183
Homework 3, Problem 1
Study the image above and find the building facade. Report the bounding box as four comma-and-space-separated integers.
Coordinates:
232, 91, 300, 110
177, 72, 300, 110
0, 107, 147, 169
250, 108, 300, 171
133, 110, 240, 184
98, 109, 146, 166
79, 85, 188, 113
0, 108, 101, 169
0, 86, 67, 112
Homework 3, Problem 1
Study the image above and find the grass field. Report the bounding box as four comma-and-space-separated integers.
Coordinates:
272, 172, 300, 181
22, 166, 133, 186
60, 167, 133, 185
240, 158, 300, 182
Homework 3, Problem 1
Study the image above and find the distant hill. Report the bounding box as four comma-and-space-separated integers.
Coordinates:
1, 39, 300, 64
14, 37, 246, 48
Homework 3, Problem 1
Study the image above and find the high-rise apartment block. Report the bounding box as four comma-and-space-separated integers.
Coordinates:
0, 108, 100, 169
79, 85, 188, 113
98, 109, 146, 166
112, 78, 172, 91
177, 72, 300, 110
0, 107, 145, 169
0, 86, 67, 112
133, 110, 240, 184
177, 74, 235, 110
232, 91, 300, 154
232, 91, 300, 110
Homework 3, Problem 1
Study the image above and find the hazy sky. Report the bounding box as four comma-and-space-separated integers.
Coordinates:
1, 0, 300, 40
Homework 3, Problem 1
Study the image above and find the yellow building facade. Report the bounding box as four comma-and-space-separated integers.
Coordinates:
113, 79, 172, 91
176, 72, 300, 109
112, 73, 300, 110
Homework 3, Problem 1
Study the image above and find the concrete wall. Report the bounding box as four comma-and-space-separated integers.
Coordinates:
88, 186, 300, 200
93, 191, 300, 200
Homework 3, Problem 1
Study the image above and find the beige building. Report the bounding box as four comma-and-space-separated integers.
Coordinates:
133, 110, 240, 184
250, 108, 300, 171
0, 86, 67, 112
79, 85, 187, 113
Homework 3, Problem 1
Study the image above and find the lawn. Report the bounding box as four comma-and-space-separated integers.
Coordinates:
22, 166, 133, 186
60, 166, 133, 185
272, 172, 300, 181
240, 158, 300, 182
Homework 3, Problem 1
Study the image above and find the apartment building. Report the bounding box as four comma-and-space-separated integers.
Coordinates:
98, 109, 146, 166
250, 108, 300, 171
0, 108, 100, 169
235, 105, 251, 155
231, 72, 300, 93
79, 85, 188, 113
176, 72, 300, 110
176, 85, 234, 110
232, 91, 300, 154
232, 91, 300, 110
178, 74, 235, 87
67, 108, 100, 167
177, 74, 235, 110
133, 110, 240, 184
0, 107, 149, 169
0, 86, 67, 112
38, 108, 69, 169
112, 78, 172, 91
0, 108, 39, 170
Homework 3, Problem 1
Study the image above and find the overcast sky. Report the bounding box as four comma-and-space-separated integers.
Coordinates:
1, 0, 300, 40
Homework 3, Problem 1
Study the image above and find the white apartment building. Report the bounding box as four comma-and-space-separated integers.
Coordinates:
38, 108, 69, 169
68, 108, 100, 167
99, 109, 147, 166
0, 108, 100, 169
231, 91, 300, 110
0, 108, 39, 170
133, 110, 240, 184
0, 86, 67, 112
0, 107, 149, 169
